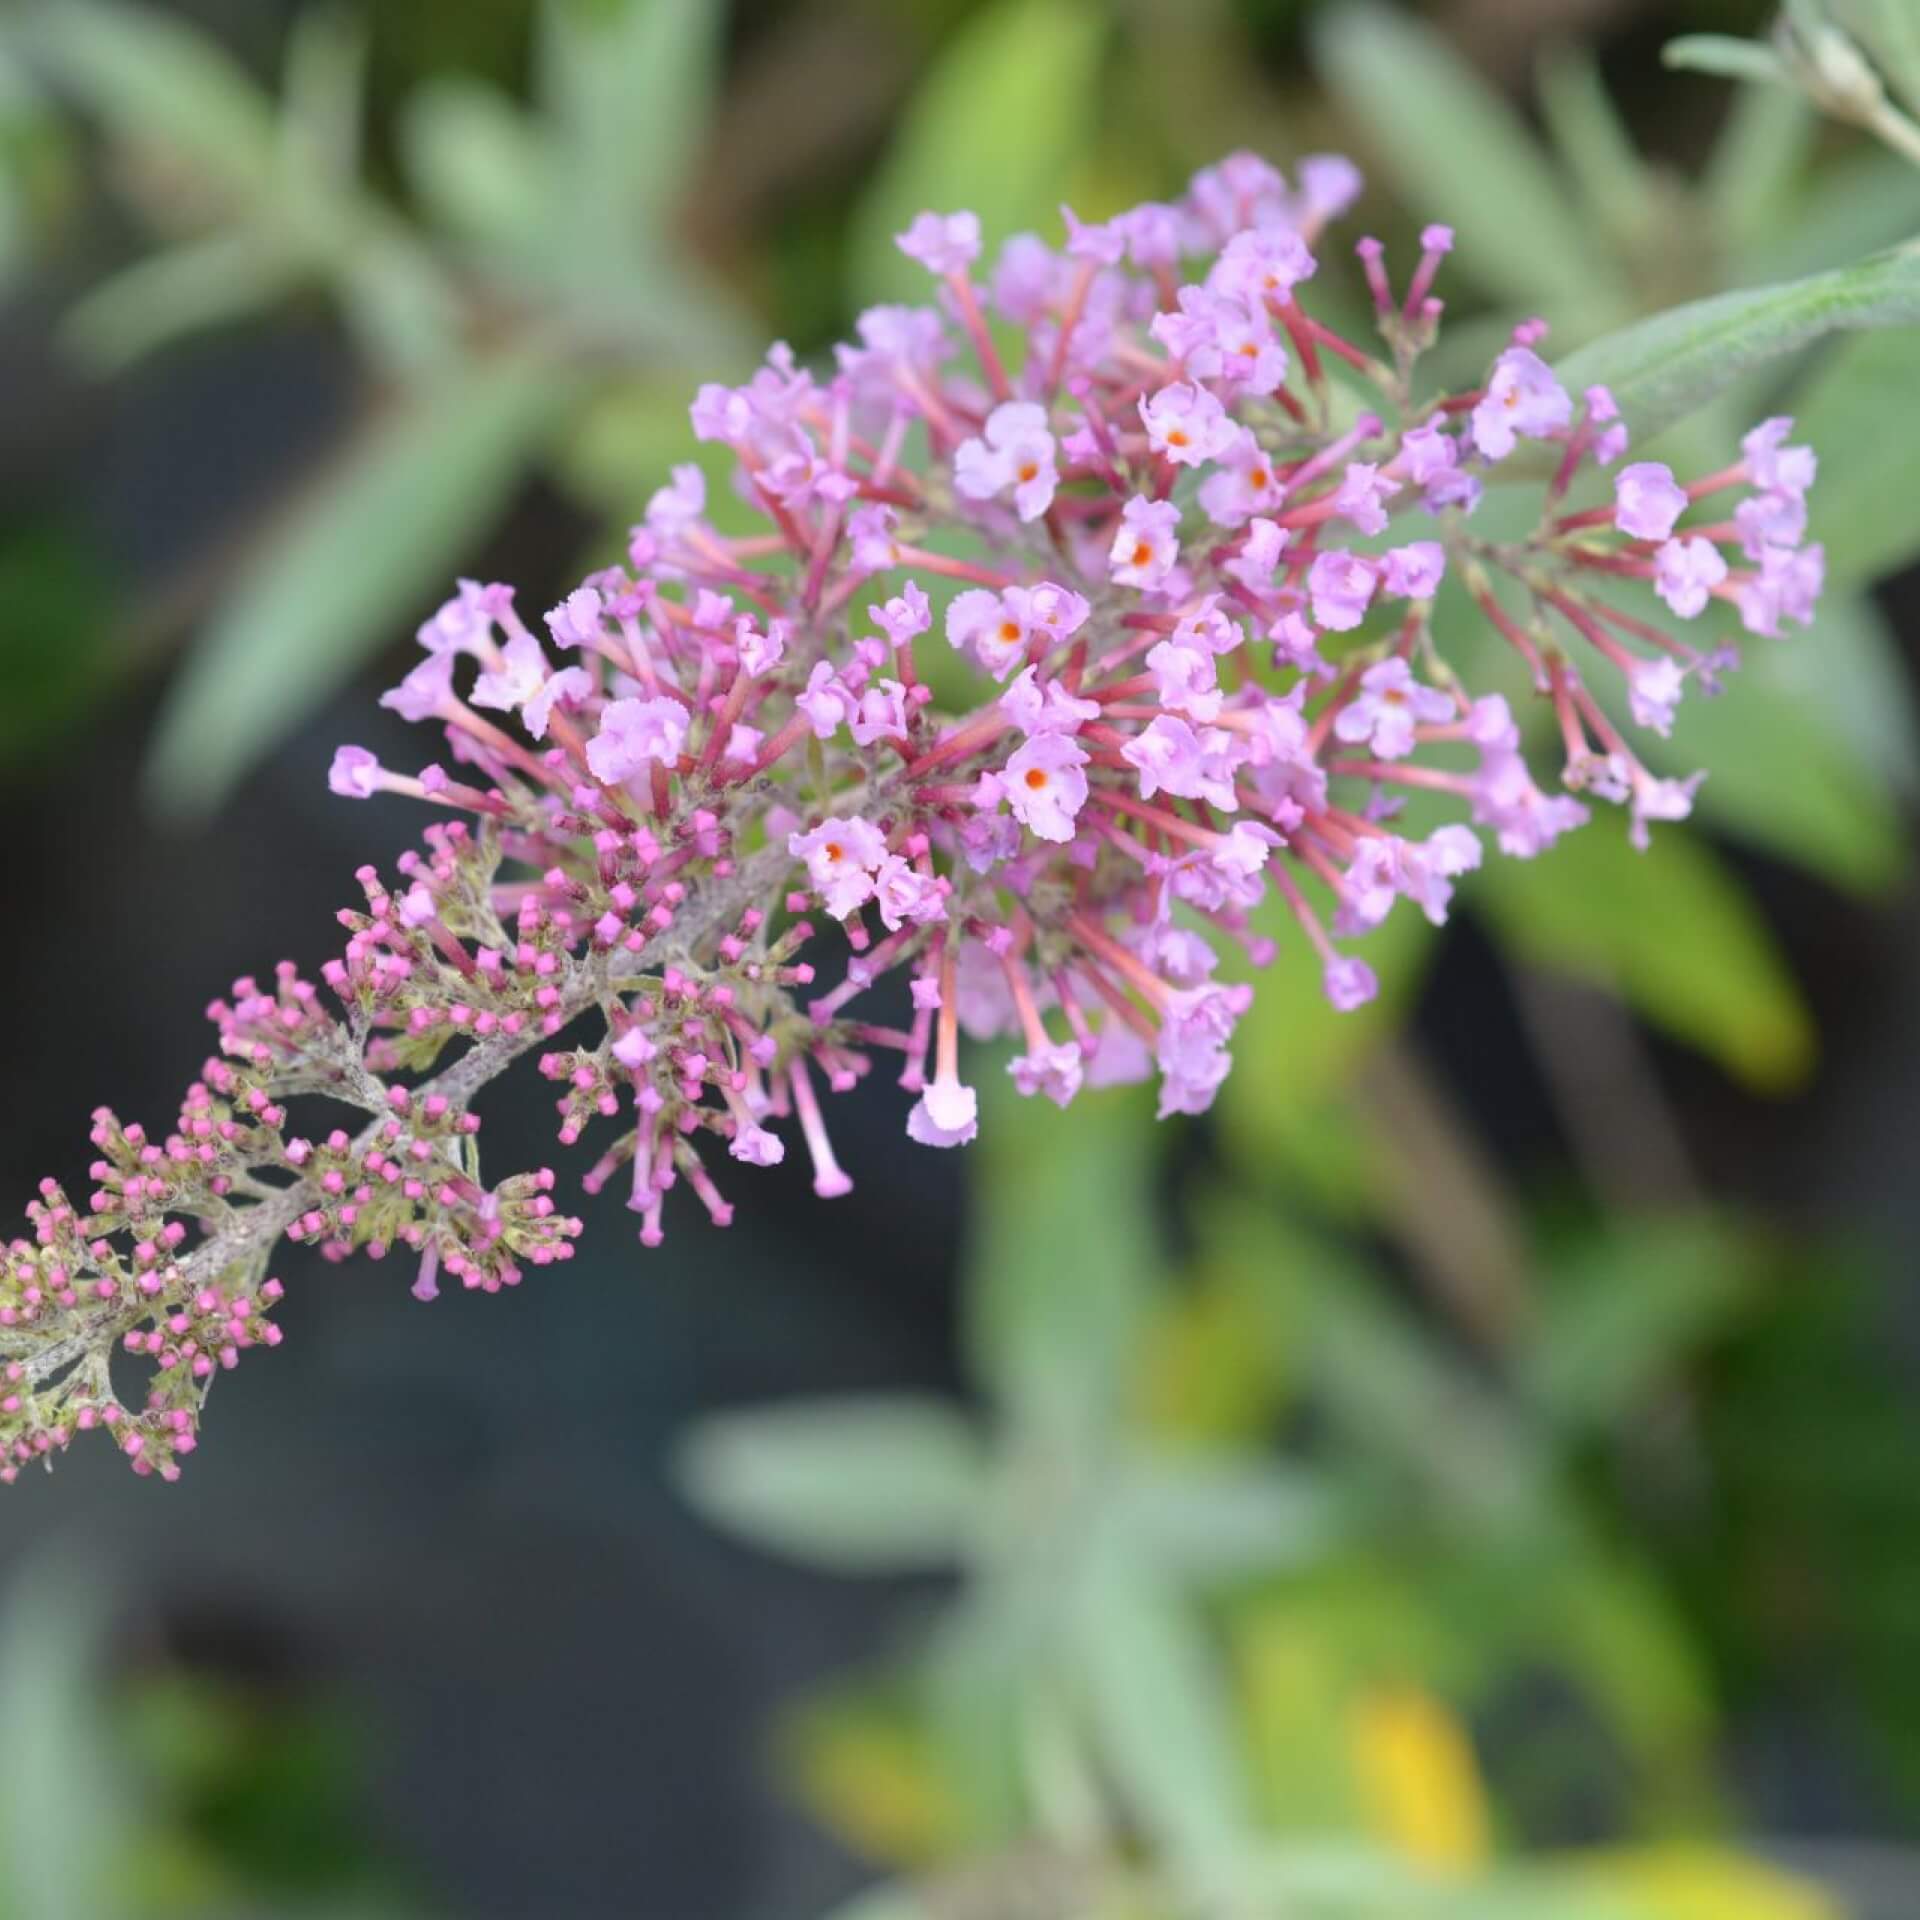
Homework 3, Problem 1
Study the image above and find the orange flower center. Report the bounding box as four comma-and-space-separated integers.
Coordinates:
1024, 767, 1049, 790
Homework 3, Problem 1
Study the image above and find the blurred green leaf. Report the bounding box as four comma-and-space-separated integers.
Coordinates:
1746, 151, 1920, 293
1641, 615, 1908, 892
1316, 4, 1626, 321
22, 0, 275, 207
0, 1552, 136, 1920
1555, 240, 1920, 447
146, 348, 573, 819
401, 76, 552, 255
63, 229, 302, 371
1077, 1565, 1252, 1864
537, 0, 723, 265
1524, 1216, 1755, 1430
280, 4, 365, 191
1662, 35, 1790, 88
1834, 0, 1920, 120
1794, 324, 1920, 587
1536, 44, 1657, 251
1111, 1456, 1338, 1583
675, 1395, 988, 1574
965, 1075, 1160, 1438
850, 0, 1108, 306
1763, 588, 1920, 793
1475, 827, 1815, 1091
1704, 80, 1816, 259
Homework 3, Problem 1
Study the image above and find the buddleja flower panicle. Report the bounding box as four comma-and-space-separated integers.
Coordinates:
3, 148, 1824, 1483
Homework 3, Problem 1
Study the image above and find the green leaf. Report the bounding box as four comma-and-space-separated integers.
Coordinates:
1736, 145, 1920, 284
401, 76, 553, 256
22, 0, 275, 207
0, 1552, 137, 1920
1554, 240, 1920, 446
849, 0, 1108, 306
537, 0, 724, 263
1794, 323, 1920, 587
1111, 1456, 1339, 1583
1524, 1215, 1756, 1430
673, 1395, 988, 1574
1834, 0, 1920, 120
1316, 3, 1626, 320
964, 1074, 1161, 1438
1076, 1565, 1251, 1865
146, 349, 572, 819
1662, 35, 1791, 88
1536, 44, 1658, 249
1474, 826, 1815, 1091
63, 229, 302, 372
1704, 77, 1816, 257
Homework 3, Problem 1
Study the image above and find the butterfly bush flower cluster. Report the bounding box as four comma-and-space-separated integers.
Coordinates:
2, 152, 1823, 1484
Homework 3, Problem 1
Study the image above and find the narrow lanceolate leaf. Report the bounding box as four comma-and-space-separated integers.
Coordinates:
1475, 827, 1815, 1092
673, 1395, 988, 1574
1555, 239, 1920, 446
146, 349, 571, 819
21, 0, 276, 207
537, 0, 725, 263
1536, 43, 1658, 249
1793, 325, 1920, 589
850, 0, 1108, 307
1704, 76, 1815, 256
1834, 0, 1920, 121
1661, 34, 1791, 88
1316, 3, 1626, 320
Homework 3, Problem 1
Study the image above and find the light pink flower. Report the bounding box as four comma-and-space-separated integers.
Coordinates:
954, 401, 1059, 522
1003, 734, 1090, 843
586, 696, 689, 783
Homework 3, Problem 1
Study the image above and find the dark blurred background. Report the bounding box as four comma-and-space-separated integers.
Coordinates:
3, 2, 1919, 1917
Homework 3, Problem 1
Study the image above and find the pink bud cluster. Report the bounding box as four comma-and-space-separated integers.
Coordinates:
2, 150, 1823, 1483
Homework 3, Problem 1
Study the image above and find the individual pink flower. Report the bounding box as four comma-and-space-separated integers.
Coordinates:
954, 401, 1059, 522
524, 667, 592, 742
1333, 461, 1401, 535
947, 590, 1032, 680
544, 585, 605, 651
419, 579, 514, 655
735, 616, 790, 677
1742, 417, 1816, 497
1146, 641, 1221, 722
1208, 225, 1316, 306
906, 1075, 978, 1147
1000, 666, 1098, 736
1108, 496, 1181, 589
1003, 734, 1090, 843
1653, 536, 1728, 619
380, 652, 454, 723
1734, 490, 1807, 559
1307, 550, 1377, 631
788, 816, 889, 919
1614, 461, 1688, 542
870, 582, 931, 648
1381, 541, 1446, 600
872, 857, 947, 932
1010, 1041, 1084, 1106
729, 1124, 785, 1167
1333, 658, 1452, 760
796, 661, 860, 737
471, 633, 550, 714
1199, 438, 1286, 527
896, 209, 981, 276
1154, 981, 1253, 1119
585, 697, 689, 784
1736, 542, 1825, 637
328, 746, 383, 798
1625, 656, 1686, 736
850, 680, 911, 747
1123, 715, 1240, 810
1139, 381, 1242, 467
1472, 346, 1573, 459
